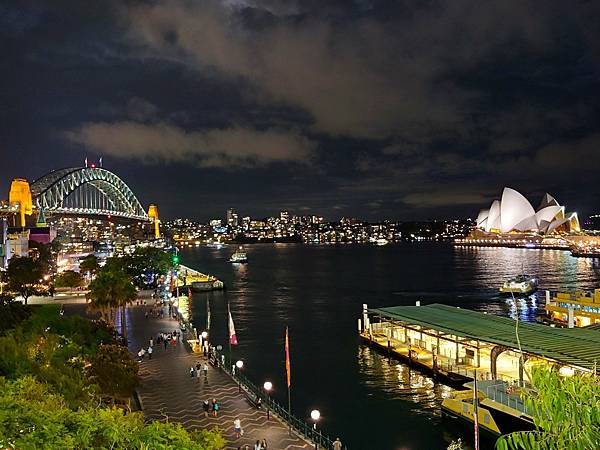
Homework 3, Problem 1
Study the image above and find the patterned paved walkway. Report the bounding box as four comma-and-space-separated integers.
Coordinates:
126, 292, 312, 450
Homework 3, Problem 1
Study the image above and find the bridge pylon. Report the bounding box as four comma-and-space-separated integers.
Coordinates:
9, 178, 33, 228
148, 204, 161, 239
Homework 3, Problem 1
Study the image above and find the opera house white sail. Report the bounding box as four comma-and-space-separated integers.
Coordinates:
476, 187, 580, 234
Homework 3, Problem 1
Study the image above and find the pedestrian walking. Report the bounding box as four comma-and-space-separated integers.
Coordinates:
140, 347, 146, 360
333, 437, 343, 450
261, 439, 267, 449
144, 311, 148, 319
254, 440, 262, 450
163, 338, 168, 350
212, 399, 219, 417
203, 399, 210, 417
149, 337, 153, 347
148, 346, 153, 359
190, 367, 195, 378
203, 363, 209, 379
137, 349, 143, 361
233, 418, 242, 439
256, 397, 262, 409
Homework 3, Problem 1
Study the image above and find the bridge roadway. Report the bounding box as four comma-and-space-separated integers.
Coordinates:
125, 291, 312, 450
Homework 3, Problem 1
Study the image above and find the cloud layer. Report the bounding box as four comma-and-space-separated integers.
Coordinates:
65, 122, 314, 168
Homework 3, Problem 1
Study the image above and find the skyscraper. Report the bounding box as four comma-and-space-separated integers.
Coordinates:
227, 208, 239, 227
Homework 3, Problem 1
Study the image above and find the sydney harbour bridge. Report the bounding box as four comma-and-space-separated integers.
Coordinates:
2, 165, 160, 238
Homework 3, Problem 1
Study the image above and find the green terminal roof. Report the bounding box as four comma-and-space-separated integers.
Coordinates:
369, 304, 600, 371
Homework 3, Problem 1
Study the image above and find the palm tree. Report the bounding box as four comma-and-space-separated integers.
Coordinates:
87, 269, 137, 340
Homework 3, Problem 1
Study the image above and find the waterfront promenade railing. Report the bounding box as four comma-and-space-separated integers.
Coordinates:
177, 315, 347, 448
213, 349, 347, 450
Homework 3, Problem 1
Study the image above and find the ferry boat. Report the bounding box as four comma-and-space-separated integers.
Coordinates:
499, 275, 538, 295
544, 288, 600, 327
570, 247, 600, 258
229, 246, 248, 263
442, 380, 536, 436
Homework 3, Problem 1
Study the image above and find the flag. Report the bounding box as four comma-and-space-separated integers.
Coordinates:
285, 327, 291, 387
228, 305, 238, 345
206, 298, 211, 330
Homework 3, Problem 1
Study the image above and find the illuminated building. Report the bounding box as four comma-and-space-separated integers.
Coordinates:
476, 187, 580, 234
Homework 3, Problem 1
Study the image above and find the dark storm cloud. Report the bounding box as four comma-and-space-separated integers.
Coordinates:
3, 0, 600, 219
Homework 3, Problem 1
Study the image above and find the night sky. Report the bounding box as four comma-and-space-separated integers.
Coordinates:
2, 1, 599, 221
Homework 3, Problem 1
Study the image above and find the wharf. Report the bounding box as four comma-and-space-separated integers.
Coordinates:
177, 264, 224, 290
361, 303, 600, 385
126, 291, 311, 450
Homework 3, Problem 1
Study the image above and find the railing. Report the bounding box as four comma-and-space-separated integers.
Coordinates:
214, 348, 347, 450
483, 383, 531, 416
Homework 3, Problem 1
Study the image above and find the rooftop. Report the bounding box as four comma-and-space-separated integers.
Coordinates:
369, 304, 600, 371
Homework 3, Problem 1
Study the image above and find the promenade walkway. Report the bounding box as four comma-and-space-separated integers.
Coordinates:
126, 292, 312, 450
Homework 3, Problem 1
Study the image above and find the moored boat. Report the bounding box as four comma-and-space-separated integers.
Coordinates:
442, 380, 536, 436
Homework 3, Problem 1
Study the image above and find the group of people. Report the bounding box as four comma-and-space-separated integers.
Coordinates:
157, 330, 180, 349
236, 439, 268, 450
190, 362, 210, 381
202, 398, 221, 417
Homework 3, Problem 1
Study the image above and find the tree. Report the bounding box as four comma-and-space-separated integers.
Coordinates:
125, 247, 172, 287
87, 268, 137, 339
0, 294, 31, 333
28, 240, 53, 272
0, 376, 225, 449
87, 344, 139, 404
7, 256, 44, 305
496, 367, 600, 450
54, 270, 83, 289
79, 254, 99, 276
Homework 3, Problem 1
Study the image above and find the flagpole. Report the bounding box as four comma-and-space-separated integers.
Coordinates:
286, 326, 292, 436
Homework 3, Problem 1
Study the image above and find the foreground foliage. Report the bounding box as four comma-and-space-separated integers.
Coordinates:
497, 367, 600, 450
0, 377, 225, 449
0, 303, 224, 449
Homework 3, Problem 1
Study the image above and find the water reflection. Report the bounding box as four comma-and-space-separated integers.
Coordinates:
181, 244, 600, 450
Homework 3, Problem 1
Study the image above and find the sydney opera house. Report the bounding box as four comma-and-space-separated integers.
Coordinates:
475, 187, 580, 235
456, 187, 586, 249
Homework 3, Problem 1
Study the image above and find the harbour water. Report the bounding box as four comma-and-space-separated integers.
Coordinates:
181, 243, 600, 449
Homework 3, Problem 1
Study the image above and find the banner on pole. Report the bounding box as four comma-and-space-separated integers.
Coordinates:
228, 306, 238, 345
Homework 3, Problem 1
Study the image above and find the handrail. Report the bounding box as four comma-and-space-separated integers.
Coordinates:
214, 348, 348, 450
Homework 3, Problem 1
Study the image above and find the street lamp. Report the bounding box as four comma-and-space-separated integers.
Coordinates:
310, 409, 321, 450
200, 330, 208, 352
263, 381, 272, 420
236, 360, 244, 392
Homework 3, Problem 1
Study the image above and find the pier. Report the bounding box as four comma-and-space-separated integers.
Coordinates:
177, 263, 224, 290
360, 303, 600, 384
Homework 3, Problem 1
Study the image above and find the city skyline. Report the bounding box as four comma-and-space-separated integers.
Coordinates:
2, 1, 600, 221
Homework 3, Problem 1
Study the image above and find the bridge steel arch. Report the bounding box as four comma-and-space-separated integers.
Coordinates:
30, 167, 149, 221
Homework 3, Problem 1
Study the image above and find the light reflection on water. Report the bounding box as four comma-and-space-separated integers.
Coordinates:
182, 243, 600, 450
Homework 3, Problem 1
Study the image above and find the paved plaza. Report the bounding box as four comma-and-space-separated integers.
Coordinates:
125, 292, 312, 450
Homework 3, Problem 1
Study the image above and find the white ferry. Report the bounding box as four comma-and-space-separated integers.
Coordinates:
499, 275, 538, 295
229, 246, 248, 263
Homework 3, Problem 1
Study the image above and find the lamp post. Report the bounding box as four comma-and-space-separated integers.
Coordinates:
201, 331, 208, 355
263, 381, 272, 420
310, 409, 320, 450
236, 360, 244, 392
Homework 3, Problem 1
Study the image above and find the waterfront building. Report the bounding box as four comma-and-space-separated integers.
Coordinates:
361, 303, 600, 384
476, 188, 580, 234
